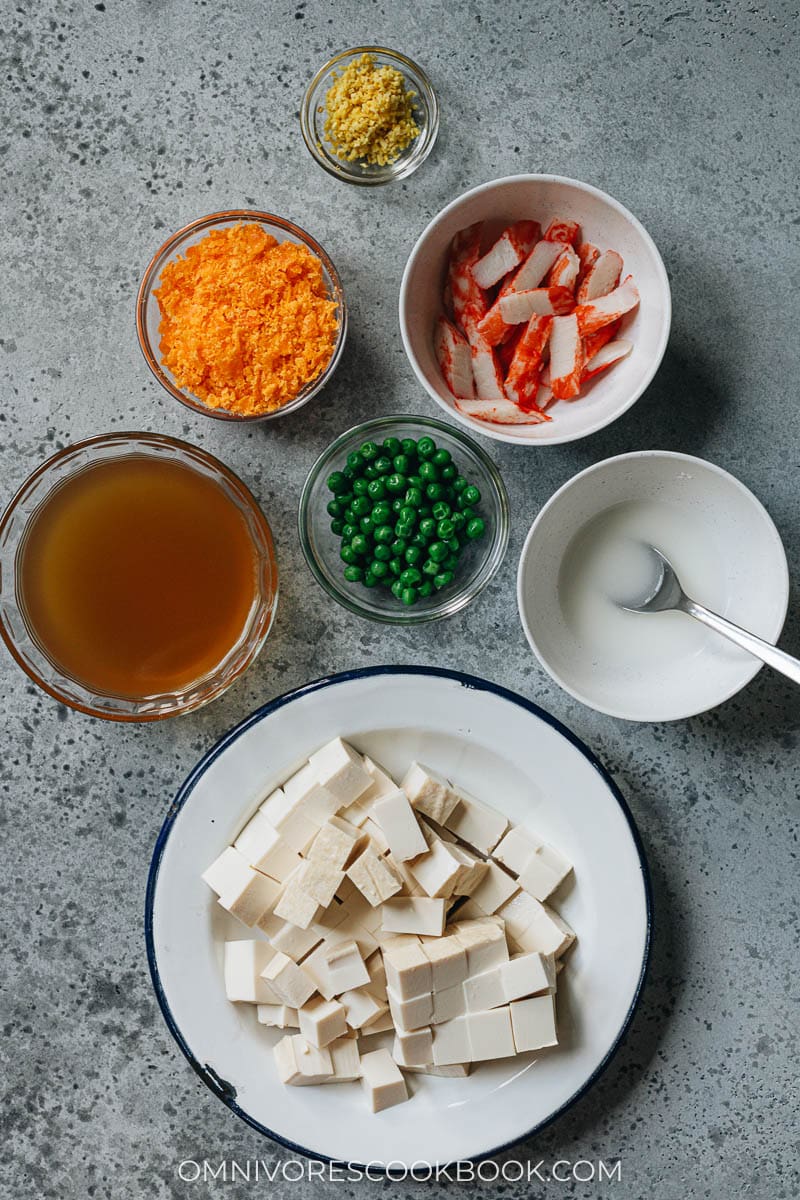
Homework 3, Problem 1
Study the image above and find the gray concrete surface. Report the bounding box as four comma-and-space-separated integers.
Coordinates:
1, 1, 798, 1197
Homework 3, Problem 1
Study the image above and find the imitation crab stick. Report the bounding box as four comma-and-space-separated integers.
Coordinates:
581, 339, 632, 384
583, 317, 622, 361
448, 222, 488, 338
470, 337, 506, 401
455, 397, 550, 425
546, 246, 580, 291
471, 220, 540, 289
498, 285, 574, 324
502, 239, 566, 296
576, 248, 623, 304
435, 316, 475, 400
549, 313, 584, 400
543, 218, 580, 246
575, 276, 639, 337
504, 315, 553, 410
576, 242, 599, 279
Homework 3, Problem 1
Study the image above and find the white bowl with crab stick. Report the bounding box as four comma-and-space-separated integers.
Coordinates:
399, 174, 671, 446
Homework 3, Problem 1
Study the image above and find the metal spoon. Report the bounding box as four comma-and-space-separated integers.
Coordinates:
621, 545, 800, 686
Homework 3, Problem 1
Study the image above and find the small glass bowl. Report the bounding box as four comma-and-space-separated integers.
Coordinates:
299, 416, 509, 624
300, 47, 439, 186
0, 433, 279, 721
136, 210, 347, 422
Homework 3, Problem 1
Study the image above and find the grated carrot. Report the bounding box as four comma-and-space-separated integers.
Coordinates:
155, 223, 339, 416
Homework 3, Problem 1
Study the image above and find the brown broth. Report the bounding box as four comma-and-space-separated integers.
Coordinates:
18, 455, 261, 698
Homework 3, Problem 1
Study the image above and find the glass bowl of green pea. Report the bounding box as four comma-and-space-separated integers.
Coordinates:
299, 415, 509, 623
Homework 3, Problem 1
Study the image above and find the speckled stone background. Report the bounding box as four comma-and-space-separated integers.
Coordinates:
2, 1, 798, 1197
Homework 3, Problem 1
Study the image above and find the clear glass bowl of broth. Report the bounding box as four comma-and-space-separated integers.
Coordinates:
0, 433, 278, 720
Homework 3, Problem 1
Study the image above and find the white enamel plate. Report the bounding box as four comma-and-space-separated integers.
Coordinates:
146, 667, 651, 1166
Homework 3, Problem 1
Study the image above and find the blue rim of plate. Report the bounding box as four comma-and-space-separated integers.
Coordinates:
145, 665, 653, 1170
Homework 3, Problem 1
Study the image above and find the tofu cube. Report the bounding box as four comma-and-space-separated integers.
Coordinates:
219, 863, 281, 928
452, 918, 509, 975
296, 859, 344, 908
492, 825, 540, 876
371, 788, 428, 861
307, 816, 366, 871
495, 890, 542, 940
510, 994, 558, 1051
361, 1008, 394, 1034
256, 1003, 299, 1028
359, 1048, 409, 1112
406, 1062, 471, 1078
233, 811, 303, 882
517, 843, 573, 902
393, 1027, 433, 1068
467, 861, 520, 915
260, 788, 320, 854
385, 853, 427, 897
431, 1015, 472, 1066
261, 952, 317, 1009
202, 846, 251, 897
382, 940, 432, 1000
463, 965, 506, 1012
298, 995, 347, 1048
361, 817, 391, 856
261, 916, 322, 961
449, 843, 490, 896
283, 763, 340, 823
323, 910, 379, 960
497, 893, 575, 957
273, 876, 320, 930
382, 897, 447, 938
324, 1035, 362, 1082
361, 755, 399, 800
224, 940, 278, 1004
339, 987, 387, 1030
467, 1007, 516, 1061
346, 847, 402, 907
501, 952, 557, 1000
420, 933, 468, 990
309, 738, 371, 805
402, 762, 461, 825
407, 836, 463, 899
387, 986, 433, 1031
321, 939, 370, 993
443, 789, 508, 854
432, 983, 467, 1024
274, 1034, 333, 1086
365, 951, 388, 1001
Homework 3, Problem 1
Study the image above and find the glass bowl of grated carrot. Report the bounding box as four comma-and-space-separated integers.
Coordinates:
136, 211, 347, 421
300, 47, 439, 185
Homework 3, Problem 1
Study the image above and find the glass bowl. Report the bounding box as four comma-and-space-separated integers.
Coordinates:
300, 47, 439, 186
0, 433, 279, 721
136, 210, 347, 422
299, 416, 509, 624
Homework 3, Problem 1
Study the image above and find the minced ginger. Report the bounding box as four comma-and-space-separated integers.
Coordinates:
155, 223, 339, 417
323, 52, 420, 167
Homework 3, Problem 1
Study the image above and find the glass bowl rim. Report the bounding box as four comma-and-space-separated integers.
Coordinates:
299, 45, 440, 187
135, 209, 348, 422
298, 414, 509, 625
0, 431, 279, 721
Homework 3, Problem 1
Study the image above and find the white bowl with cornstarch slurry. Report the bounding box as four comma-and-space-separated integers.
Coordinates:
517, 451, 789, 721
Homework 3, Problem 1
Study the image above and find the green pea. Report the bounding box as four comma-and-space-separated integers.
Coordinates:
422, 558, 439, 577
441, 464, 457, 482
389, 557, 404, 577
461, 505, 476, 522
428, 541, 448, 563
419, 516, 436, 539
418, 580, 434, 598
373, 543, 392, 562
373, 455, 392, 475
344, 564, 364, 583
395, 521, 414, 540
363, 463, 380, 481
362, 570, 378, 587
342, 464, 355, 479
443, 552, 459, 571
359, 516, 374, 535
407, 473, 424, 490
343, 507, 357, 525
391, 537, 407, 556
342, 523, 357, 541
386, 473, 406, 494
398, 506, 417, 525
382, 436, 401, 456
462, 485, 481, 506
360, 440, 379, 461
401, 587, 418, 606
327, 471, 348, 495
367, 478, 387, 501
398, 437, 416, 456
347, 451, 364, 473
417, 436, 436, 459
371, 500, 391, 523
446, 537, 460, 553
351, 533, 370, 556
431, 501, 451, 521
337, 490, 353, 507
399, 567, 422, 587
374, 524, 394, 544
426, 483, 445, 502
404, 545, 423, 566
352, 496, 371, 517
327, 499, 343, 518
452, 476, 468, 493
451, 511, 465, 531
370, 559, 389, 579
434, 570, 455, 590
391, 578, 405, 599
393, 454, 412, 475
405, 487, 423, 508
352, 477, 369, 497
432, 448, 452, 467
419, 461, 438, 483
341, 544, 358, 565
437, 518, 455, 540
466, 517, 486, 539
330, 518, 344, 535
410, 532, 428, 548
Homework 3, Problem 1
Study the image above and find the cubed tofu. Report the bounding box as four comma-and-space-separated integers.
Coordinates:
274, 1034, 333, 1086
359, 1048, 409, 1112
346, 847, 402, 907
393, 1027, 433, 1068
432, 982, 467, 1024
321, 939, 370, 993
273, 875, 320, 930
283, 763, 340, 823
443, 790, 508, 853
339, 987, 388, 1030
431, 1015, 472, 1066
296, 859, 344, 908
256, 1003, 299, 1028
219, 863, 281, 928
517, 843, 572, 902
382, 897, 447, 938
449, 843, 490, 896
467, 861, 520, 915
495, 890, 542, 940
382, 939, 432, 1000
323, 1035, 362, 1082
361, 1008, 394, 1034
420, 933, 468, 990
339, 756, 396, 826
234, 812, 303, 882
361, 816, 391, 856
309, 738, 371, 806
492, 825, 540, 876
224, 940, 279, 1004
401, 762, 461, 825
387, 986, 433, 1032
467, 1007, 516, 1061
260, 788, 320, 854
463, 965, 506, 1012
261, 951, 317, 1009
260, 915, 322, 960
406, 1062, 472, 1078
385, 853, 426, 897
452, 918, 509, 975
497, 893, 575, 957
501, 951, 557, 1000
407, 836, 463, 899
307, 816, 366, 871
323, 910, 379, 960
298, 995, 347, 1048
510, 994, 558, 1051
202, 846, 252, 897
371, 788, 428, 861
364, 951, 388, 1001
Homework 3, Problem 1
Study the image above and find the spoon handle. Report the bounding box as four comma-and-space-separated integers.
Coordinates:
681, 598, 800, 686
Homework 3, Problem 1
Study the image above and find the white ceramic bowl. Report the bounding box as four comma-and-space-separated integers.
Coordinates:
399, 174, 671, 446
517, 452, 789, 721
147, 667, 651, 1165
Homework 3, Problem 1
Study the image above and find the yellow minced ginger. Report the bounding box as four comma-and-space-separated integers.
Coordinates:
323, 52, 420, 166
155, 223, 339, 416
